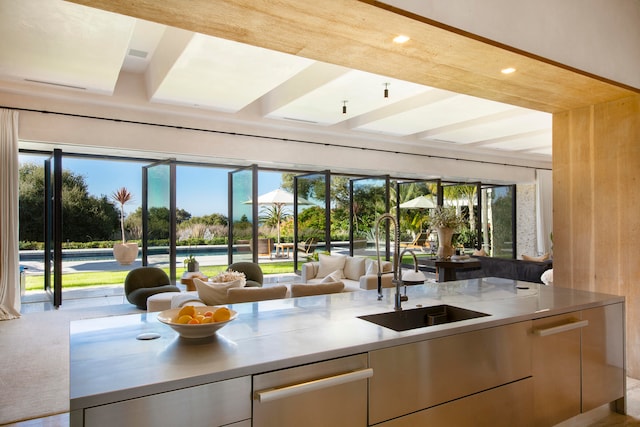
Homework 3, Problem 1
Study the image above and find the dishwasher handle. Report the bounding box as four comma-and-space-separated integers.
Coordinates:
255, 368, 373, 403
533, 319, 589, 337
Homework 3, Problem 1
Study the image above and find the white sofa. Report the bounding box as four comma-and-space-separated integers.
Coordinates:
301, 254, 395, 292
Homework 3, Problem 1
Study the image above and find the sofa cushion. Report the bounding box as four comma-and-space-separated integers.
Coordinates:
291, 281, 345, 297
344, 256, 366, 281
226, 285, 288, 303
321, 270, 344, 283
317, 254, 347, 278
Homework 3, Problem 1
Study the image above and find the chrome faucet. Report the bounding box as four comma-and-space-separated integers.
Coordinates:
375, 213, 426, 311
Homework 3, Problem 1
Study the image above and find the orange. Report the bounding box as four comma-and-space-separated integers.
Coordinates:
178, 305, 196, 318
176, 315, 192, 324
213, 307, 231, 322
187, 318, 200, 324
203, 311, 214, 318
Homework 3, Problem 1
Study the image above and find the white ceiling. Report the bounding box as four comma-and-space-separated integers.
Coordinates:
0, 0, 552, 159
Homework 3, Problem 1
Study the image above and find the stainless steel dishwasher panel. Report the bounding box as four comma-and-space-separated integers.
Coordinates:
253, 353, 370, 427
369, 321, 532, 424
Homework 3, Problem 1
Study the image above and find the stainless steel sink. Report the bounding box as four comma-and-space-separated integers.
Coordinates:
358, 305, 490, 331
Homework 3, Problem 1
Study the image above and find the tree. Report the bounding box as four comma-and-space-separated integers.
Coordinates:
18, 163, 120, 242
111, 187, 132, 243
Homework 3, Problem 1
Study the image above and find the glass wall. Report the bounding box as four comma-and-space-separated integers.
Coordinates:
481, 185, 516, 258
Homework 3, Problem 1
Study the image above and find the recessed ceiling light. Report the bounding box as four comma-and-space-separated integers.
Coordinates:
501, 67, 516, 74
393, 35, 410, 44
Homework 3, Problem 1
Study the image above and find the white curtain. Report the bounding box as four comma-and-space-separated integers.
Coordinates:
0, 109, 21, 319
536, 169, 553, 256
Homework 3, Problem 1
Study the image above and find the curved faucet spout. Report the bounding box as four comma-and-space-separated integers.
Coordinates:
375, 213, 423, 311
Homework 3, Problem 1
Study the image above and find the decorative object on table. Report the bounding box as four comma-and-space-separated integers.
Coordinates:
111, 187, 139, 265
194, 270, 246, 305
429, 206, 464, 261
124, 266, 180, 310
183, 254, 199, 272
157, 305, 238, 339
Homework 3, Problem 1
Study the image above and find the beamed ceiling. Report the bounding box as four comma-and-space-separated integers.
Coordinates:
1, 0, 635, 165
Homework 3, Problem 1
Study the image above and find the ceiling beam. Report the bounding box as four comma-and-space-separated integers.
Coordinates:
67, 0, 635, 114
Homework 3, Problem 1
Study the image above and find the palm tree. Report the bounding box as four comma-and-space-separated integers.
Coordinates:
111, 187, 132, 243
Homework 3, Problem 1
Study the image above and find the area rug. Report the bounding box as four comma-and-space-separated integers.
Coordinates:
0, 304, 140, 425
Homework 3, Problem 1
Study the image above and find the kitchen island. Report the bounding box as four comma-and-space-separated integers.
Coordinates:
70, 277, 625, 426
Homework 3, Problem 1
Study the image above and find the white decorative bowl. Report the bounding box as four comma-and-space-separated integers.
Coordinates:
157, 306, 238, 339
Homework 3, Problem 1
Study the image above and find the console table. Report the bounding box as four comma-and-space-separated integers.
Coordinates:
419, 258, 481, 282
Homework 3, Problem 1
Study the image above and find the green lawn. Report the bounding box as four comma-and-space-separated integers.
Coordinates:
25, 262, 296, 291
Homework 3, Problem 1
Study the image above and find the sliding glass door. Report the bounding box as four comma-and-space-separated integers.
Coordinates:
481, 185, 516, 258
293, 171, 330, 271
228, 165, 257, 264
43, 149, 62, 307
350, 176, 390, 258
142, 160, 176, 281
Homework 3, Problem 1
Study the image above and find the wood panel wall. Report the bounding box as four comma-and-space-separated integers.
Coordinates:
553, 95, 640, 378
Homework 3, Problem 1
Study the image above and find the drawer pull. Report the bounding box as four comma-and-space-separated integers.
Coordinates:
534, 319, 589, 337
255, 368, 373, 403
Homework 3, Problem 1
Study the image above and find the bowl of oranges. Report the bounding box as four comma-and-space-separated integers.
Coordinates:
157, 305, 237, 339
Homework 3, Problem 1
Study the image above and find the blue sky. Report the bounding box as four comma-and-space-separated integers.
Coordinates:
19, 154, 284, 217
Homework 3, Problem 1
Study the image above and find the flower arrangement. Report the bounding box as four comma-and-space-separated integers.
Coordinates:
210, 269, 246, 283
428, 206, 464, 230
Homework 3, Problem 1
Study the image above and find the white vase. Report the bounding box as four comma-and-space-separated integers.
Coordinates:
436, 227, 455, 260
113, 242, 139, 265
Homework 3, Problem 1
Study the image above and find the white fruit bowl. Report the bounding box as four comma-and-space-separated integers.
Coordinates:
157, 306, 238, 339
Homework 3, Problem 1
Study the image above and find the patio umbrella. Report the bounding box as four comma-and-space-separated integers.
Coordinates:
399, 195, 437, 209
245, 189, 312, 244
399, 195, 437, 233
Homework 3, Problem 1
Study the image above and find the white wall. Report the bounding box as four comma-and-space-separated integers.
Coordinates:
380, 0, 640, 90
4, 77, 542, 184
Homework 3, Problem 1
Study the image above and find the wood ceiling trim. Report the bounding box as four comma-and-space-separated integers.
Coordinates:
67, 0, 635, 113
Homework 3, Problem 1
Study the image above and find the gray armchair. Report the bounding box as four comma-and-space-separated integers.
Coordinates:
124, 267, 180, 310
228, 261, 264, 288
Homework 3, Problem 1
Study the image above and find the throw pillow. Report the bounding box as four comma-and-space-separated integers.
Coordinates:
522, 253, 550, 262
317, 254, 347, 278
365, 259, 393, 275
343, 256, 366, 281
320, 269, 343, 283
194, 277, 244, 306
472, 248, 488, 256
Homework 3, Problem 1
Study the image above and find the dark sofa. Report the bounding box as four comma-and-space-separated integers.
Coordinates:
455, 256, 553, 284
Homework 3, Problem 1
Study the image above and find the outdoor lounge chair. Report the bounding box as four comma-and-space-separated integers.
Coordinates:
297, 237, 317, 260
400, 232, 430, 252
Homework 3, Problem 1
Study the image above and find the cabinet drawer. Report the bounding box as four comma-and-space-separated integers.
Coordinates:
253, 353, 369, 427
369, 321, 531, 424
374, 377, 533, 427
532, 312, 583, 426
84, 376, 251, 427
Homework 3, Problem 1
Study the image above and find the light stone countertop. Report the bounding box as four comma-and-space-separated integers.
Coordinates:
69, 277, 624, 410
